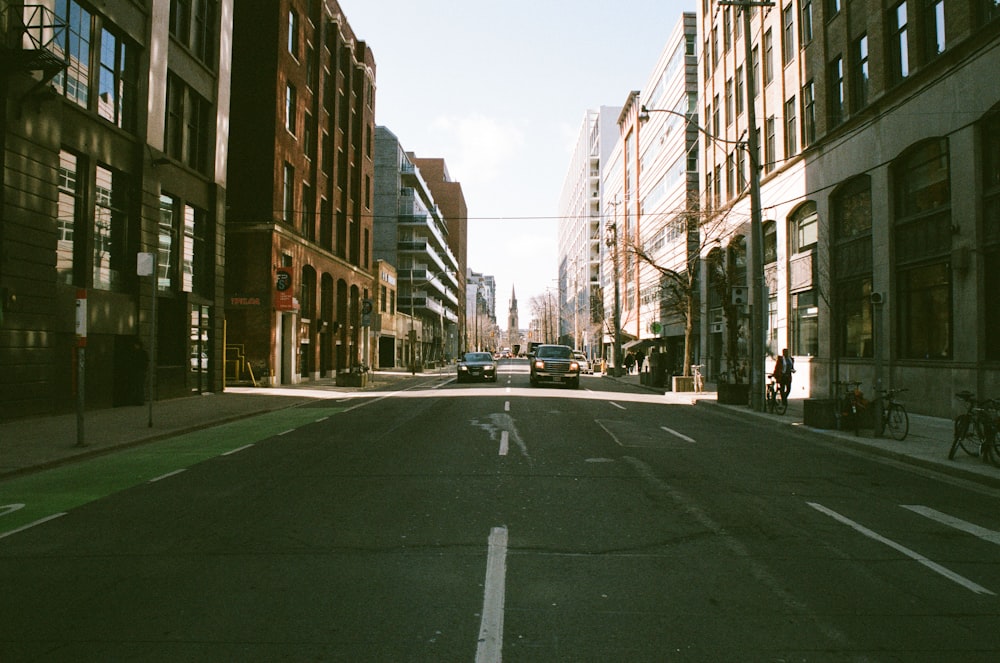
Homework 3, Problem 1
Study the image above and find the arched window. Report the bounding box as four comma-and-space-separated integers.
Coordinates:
893, 138, 952, 359
789, 202, 818, 254
832, 176, 873, 358
763, 220, 777, 264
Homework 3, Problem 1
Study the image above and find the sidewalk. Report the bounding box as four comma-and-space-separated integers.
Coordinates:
0, 369, 442, 479
3, 368, 998, 489
603, 371, 1000, 489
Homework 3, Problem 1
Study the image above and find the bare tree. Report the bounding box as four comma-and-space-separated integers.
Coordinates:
626, 195, 743, 379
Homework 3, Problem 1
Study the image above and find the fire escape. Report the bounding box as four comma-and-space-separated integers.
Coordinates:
0, 4, 67, 94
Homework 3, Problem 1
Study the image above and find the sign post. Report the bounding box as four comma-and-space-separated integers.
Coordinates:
75, 289, 87, 447
137, 252, 157, 427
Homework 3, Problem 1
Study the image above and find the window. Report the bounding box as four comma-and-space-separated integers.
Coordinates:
288, 8, 299, 58
827, 0, 841, 17
801, 0, 814, 44
158, 193, 179, 292
852, 35, 870, 111
165, 73, 211, 172
286, 83, 297, 135
57, 150, 82, 285
890, 1, 910, 82
828, 56, 844, 127
724, 7, 732, 52
736, 66, 744, 115
52, 0, 92, 108
93, 165, 129, 291
171, 0, 217, 65
832, 177, 873, 358
712, 94, 720, 137
301, 183, 314, 240
751, 46, 760, 98
765, 116, 776, 173
763, 221, 778, 264
763, 29, 774, 86
98, 28, 137, 130
725, 78, 734, 126
782, 3, 795, 65
894, 139, 952, 359
785, 96, 798, 158
790, 202, 818, 253
923, 0, 945, 58
792, 290, 818, 357
801, 81, 816, 146
283, 163, 295, 225
982, 0, 1000, 25
304, 111, 315, 160
182, 203, 210, 296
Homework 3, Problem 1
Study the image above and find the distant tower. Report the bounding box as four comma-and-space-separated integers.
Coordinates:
507, 286, 519, 350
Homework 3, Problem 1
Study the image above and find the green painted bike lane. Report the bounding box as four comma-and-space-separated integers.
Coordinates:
0, 406, 344, 539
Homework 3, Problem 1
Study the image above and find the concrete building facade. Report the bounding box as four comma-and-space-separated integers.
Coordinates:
372, 126, 460, 369
0, 0, 233, 418
698, 0, 1000, 415
557, 106, 621, 362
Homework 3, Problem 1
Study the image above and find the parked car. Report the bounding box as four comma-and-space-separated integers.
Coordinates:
529, 344, 580, 388
573, 351, 592, 374
456, 351, 498, 383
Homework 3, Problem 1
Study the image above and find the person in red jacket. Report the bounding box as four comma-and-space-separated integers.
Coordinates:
772, 348, 795, 405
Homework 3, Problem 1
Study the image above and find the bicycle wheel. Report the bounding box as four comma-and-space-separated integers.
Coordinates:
775, 395, 787, 416
949, 415, 971, 459
765, 388, 775, 413
886, 403, 908, 441
956, 416, 983, 457
984, 423, 1000, 468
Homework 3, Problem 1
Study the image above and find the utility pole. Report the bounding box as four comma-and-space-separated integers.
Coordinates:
606, 198, 623, 376
721, 0, 771, 411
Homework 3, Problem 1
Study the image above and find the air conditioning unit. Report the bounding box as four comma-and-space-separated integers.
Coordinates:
710, 322, 723, 333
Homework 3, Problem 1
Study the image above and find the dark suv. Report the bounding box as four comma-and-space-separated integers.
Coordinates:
529, 344, 580, 389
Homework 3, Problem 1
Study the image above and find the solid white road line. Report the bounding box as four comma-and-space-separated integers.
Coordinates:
0, 513, 66, 540
901, 505, 1000, 546
499, 430, 509, 456
660, 426, 696, 444
476, 526, 509, 663
609, 401, 626, 410
808, 502, 995, 595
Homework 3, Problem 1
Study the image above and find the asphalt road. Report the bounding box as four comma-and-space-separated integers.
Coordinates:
1, 360, 999, 661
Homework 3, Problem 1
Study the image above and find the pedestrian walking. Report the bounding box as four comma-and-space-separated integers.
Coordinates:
635, 349, 645, 373
624, 352, 636, 374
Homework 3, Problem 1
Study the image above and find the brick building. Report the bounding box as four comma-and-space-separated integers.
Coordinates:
225, 0, 375, 385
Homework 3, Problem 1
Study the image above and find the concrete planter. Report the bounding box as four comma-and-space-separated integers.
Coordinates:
717, 382, 750, 405
672, 375, 695, 392
803, 398, 837, 429
335, 372, 368, 387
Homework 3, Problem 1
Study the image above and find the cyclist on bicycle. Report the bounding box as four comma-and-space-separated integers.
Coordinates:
772, 348, 795, 406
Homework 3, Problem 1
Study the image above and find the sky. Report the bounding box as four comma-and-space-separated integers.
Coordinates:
338, 0, 694, 328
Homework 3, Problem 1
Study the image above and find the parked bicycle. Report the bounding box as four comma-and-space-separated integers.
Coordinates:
949, 391, 1000, 466
834, 380, 866, 436
873, 387, 909, 441
765, 374, 787, 415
